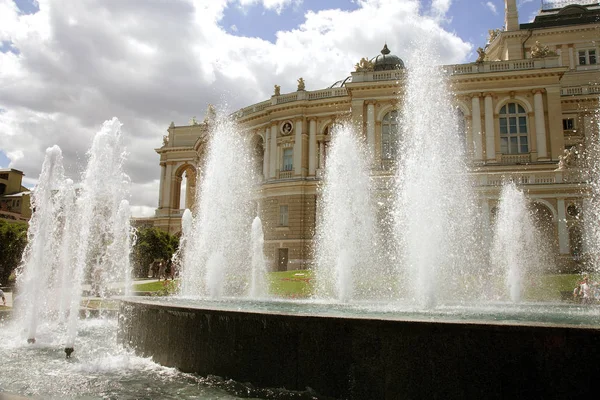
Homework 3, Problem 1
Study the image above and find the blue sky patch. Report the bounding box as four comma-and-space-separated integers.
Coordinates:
221, 0, 360, 43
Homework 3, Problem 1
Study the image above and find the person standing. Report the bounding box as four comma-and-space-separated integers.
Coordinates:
0, 288, 6, 306
580, 276, 592, 305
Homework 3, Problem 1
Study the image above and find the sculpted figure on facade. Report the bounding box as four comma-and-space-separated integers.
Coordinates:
162, 135, 169, 146
190, 116, 199, 125
297, 77, 305, 91
274, 85, 281, 96
203, 104, 216, 124
354, 57, 374, 72
476, 47, 486, 64
530, 41, 555, 58
487, 29, 502, 43
557, 146, 580, 170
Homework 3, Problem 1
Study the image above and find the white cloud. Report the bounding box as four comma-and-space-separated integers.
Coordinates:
0, 0, 472, 216
484, 1, 497, 14
431, 0, 451, 16
236, 0, 302, 14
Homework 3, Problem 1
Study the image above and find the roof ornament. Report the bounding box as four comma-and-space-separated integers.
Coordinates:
530, 41, 556, 58
297, 77, 305, 91
487, 28, 502, 43
355, 57, 374, 72
476, 47, 486, 64
203, 104, 216, 124
274, 85, 281, 96
381, 44, 391, 55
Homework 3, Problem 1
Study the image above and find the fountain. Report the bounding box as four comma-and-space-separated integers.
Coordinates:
492, 182, 549, 302
179, 114, 257, 298
3, 39, 600, 400
314, 124, 378, 302
11, 118, 132, 358
117, 42, 600, 398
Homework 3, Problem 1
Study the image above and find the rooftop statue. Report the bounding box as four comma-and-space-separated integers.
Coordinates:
487, 29, 502, 43
297, 77, 305, 91
355, 57, 375, 72
203, 104, 216, 124
162, 135, 169, 146
274, 84, 281, 96
531, 41, 556, 58
476, 47, 486, 64
189, 116, 199, 125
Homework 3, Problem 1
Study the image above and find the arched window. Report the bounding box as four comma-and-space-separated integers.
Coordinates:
499, 103, 528, 154
381, 110, 400, 160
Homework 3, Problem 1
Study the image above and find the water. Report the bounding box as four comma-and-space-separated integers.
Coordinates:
14, 117, 131, 350
0, 318, 269, 400
314, 124, 378, 302
492, 182, 547, 302
179, 113, 257, 298
120, 296, 600, 328
250, 216, 268, 298
394, 38, 481, 307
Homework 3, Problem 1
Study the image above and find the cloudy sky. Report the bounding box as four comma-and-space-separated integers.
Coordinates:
0, 0, 541, 217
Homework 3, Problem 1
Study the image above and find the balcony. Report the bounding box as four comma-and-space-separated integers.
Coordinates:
277, 170, 293, 179
501, 154, 531, 164
235, 87, 349, 119
449, 57, 560, 75
476, 169, 587, 186
561, 85, 600, 96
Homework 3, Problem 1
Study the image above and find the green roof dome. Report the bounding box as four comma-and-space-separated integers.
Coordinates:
373, 44, 405, 71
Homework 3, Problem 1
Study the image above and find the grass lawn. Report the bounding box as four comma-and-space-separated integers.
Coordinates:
130, 271, 591, 301
133, 280, 174, 292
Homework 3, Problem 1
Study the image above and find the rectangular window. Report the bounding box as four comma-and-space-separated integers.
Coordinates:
279, 205, 289, 226
578, 49, 597, 66
563, 118, 575, 131
282, 149, 293, 171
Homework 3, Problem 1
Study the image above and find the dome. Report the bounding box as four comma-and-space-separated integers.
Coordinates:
373, 44, 405, 71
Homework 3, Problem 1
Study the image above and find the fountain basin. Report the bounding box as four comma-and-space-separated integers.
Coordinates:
119, 298, 600, 399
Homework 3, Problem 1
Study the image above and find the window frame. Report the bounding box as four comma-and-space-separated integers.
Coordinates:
499, 102, 529, 155
578, 49, 597, 66
381, 110, 400, 161
279, 205, 289, 227
282, 148, 293, 172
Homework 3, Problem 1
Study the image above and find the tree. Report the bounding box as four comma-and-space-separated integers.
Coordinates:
0, 220, 28, 285
132, 227, 179, 278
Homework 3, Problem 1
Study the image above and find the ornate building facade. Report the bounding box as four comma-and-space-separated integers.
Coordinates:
153, 0, 600, 272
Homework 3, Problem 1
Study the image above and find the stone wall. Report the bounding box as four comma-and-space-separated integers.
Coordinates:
120, 300, 600, 399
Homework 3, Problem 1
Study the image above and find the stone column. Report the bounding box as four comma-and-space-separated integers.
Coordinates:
163, 163, 173, 209
557, 46, 563, 67
294, 119, 303, 176
270, 124, 277, 179
484, 93, 495, 161
158, 163, 166, 208
533, 89, 548, 159
471, 94, 483, 161
319, 141, 325, 169
308, 119, 317, 176
263, 127, 270, 180
557, 199, 570, 254
568, 45, 575, 70
366, 101, 375, 161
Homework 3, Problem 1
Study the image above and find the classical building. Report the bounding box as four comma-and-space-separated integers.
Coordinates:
0, 168, 31, 223
153, 0, 600, 272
